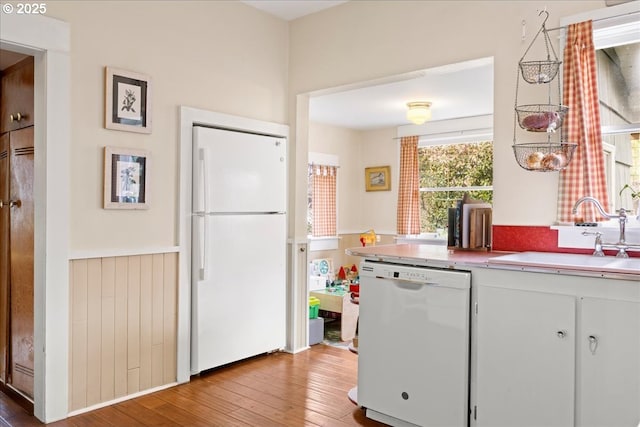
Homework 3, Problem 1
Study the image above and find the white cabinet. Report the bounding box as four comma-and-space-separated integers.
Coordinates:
472, 269, 640, 427
475, 286, 575, 427
578, 297, 640, 427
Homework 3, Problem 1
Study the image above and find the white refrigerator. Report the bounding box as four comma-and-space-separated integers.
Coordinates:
191, 125, 287, 374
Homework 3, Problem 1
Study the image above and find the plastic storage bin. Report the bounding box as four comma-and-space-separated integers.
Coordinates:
309, 296, 320, 319
309, 317, 324, 345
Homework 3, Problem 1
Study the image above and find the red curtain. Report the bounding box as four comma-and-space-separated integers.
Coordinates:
557, 20, 610, 222
396, 136, 421, 234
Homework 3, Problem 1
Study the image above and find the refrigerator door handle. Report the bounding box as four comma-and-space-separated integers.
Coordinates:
195, 214, 207, 281
202, 214, 208, 280
198, 147, 209, 214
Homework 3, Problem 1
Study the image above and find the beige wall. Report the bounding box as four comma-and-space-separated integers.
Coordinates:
309, 122, 399, 234
359, 127, 398, 233
289, 0, 605, 236
45, 1, 289, 252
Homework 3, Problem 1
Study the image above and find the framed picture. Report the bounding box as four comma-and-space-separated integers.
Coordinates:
365, 166, 391, 191
104, 146, 150, 209
105, 67, 152, 133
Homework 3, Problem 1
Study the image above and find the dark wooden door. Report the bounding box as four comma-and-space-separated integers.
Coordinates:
7, 126, 34, 399
0, 54, 34, 412
0, 132, 8, 387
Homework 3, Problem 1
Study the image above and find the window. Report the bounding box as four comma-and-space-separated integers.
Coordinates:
307, 153, 340, 251
597, 41, 640, 213
307, 152, 339, 237
560, 3, 640, 217
419, 139, 493, 233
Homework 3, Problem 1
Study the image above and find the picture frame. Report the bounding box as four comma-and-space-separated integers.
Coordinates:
105, 67, 152, 133
104, 146, 150, 209
365, 166, 391, 191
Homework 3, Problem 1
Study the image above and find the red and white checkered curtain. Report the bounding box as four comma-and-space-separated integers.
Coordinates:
557, 20, 610, 222
397, 136, 421, 234
311, 164, 337, 237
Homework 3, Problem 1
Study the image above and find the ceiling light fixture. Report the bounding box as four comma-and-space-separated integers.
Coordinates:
406, 101, 432, 125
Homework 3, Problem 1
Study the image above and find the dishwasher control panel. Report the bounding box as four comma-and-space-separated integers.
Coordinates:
385, 268, 431, 282
360, 261, 471, 289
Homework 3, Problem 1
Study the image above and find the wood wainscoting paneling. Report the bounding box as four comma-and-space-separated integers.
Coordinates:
68, 252, 177, 412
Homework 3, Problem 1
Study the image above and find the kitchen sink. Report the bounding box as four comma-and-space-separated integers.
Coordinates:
603, 258, 640, 270
488, 251, 640, 274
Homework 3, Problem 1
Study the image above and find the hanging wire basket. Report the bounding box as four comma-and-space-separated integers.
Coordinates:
519, 60, 561, 84
518, 10, 562, 83
512, 142, 577, 171
515, 104, 569, 132
512, 11, 576, 173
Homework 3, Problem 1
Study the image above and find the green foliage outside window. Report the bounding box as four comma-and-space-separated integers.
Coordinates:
419, 141, 493, 232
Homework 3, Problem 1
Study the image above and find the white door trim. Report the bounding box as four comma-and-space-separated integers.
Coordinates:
1, 14, 71, 423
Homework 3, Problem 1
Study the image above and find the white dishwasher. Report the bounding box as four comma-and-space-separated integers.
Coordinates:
358, 260, 471, 427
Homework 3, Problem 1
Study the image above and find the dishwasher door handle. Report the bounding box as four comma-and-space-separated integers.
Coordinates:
385, 279, 438, 290
376, 275, 440, 285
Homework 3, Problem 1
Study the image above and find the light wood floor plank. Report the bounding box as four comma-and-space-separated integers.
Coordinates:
1, 345, 384, 427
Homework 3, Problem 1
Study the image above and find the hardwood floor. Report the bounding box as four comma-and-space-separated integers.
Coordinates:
0, 344, 384, 426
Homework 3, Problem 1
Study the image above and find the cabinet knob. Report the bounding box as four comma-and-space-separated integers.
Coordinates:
588, 335, 599, 355
556, 330, 566, 339
9, 113, 23, 122
0, 200, 20, 208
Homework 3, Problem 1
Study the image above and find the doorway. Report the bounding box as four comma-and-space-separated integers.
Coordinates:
1, 12, 71, 422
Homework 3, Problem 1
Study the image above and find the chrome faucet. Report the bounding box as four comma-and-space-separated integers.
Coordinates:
572, 196, 630, 257
581, 231, 605, 257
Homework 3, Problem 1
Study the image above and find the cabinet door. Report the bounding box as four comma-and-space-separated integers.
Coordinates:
8, 127, 34, 398
0, 133, 8, 384
0, 56, 34, 133
475, 286, 575, 427
578, 297, 640, 427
